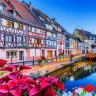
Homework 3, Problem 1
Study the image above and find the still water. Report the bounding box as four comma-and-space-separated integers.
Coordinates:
49, 59, 96, 91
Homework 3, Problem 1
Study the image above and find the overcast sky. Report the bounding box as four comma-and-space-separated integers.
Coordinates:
20, 0, 96, 34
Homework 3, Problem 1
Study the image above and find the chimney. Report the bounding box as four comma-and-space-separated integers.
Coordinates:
29, 2, 32, 10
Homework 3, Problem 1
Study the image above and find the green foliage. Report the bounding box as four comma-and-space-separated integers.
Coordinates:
0, 71, 3, 76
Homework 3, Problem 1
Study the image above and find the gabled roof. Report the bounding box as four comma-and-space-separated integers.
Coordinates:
2, 0, 13, 13
22, 1, 68, 32
1, 0, 44, 29
9, 0, 44, 28
32, 8, 52, 25
74, 29, 88, 39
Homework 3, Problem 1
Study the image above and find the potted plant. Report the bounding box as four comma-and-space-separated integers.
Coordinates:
38, 56, 47, 67
59, 52, 64, 58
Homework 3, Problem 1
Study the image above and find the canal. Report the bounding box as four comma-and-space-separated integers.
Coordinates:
48, 59, 96, 91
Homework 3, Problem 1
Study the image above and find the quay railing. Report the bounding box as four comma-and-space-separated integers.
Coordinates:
8, 54, 83, 66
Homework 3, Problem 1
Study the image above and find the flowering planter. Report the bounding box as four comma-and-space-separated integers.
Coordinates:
38, 56, 47, 67
39, 60, 46, 67
59, 53, 64, 58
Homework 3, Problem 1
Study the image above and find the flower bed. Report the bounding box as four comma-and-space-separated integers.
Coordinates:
0, 62, 64, 96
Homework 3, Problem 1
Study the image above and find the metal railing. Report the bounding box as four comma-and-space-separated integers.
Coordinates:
9, 55, 71, 66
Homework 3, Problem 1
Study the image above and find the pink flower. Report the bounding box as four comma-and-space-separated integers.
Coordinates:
19, 65, 31, 71
1, 65, 16, 72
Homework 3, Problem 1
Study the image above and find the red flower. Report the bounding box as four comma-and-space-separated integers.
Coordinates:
84, 84, 95, 92
19, 65, 31, 71
40, 56, 46, 60
45, 87, 58, 96
29, 86, 40, 96
8, 79, 28, 96
0, 59, 7, 67
57, 82, 64, 90
0, 84, 9, 93
1, 65, 16, 72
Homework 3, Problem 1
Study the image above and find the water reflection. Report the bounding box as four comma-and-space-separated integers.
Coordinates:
64, 60, 96, 91
49, 59, 96, 91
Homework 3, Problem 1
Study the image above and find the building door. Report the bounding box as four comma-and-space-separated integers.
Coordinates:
42, 50, 45, 56
47, 51, 52, 58
55, 50, 57, 57
19, 51, 23, 60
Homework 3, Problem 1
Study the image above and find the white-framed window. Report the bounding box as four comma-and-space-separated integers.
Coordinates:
36, 49, 40, 56
13, 10, 17, 16
28, 27, 31, 31
42, 40, 44, 44
23, 37, 26, 42
0, 5, 4, 10
17, 37, 22, 43
32, 27, 35, 32
32, 38, 34, 43
47, 32, 52, 36
30, 49, 35, 56
36, 29, 40, 33
5, 35, 13, 42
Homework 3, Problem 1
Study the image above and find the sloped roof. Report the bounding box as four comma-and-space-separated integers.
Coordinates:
1, 0, 44, 29
9, 0, 44, 28
32, 8, 52, 24
75, 29, 88, 39
2, 0, 13, 13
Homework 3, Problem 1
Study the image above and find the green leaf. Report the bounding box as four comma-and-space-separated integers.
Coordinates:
57, 91, 61, 96
0, 71, 3, 75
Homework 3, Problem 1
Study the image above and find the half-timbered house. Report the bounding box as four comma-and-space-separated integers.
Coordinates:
0, 0, 46, 63
0, 0, 29, 63
23, 2, 57, 58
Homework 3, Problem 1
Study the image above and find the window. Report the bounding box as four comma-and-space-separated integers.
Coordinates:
6, 51, 17, 58
23, 37, 26, 42
17, 24, 23, 29
17, 37, 22, 43
6, 20, 14, 28
41, 40, 43, 44
32, 27, 35, 32
47, 40, 50, 45
34, 38, 37, 44
13, 10, 17, 16
5, 35, 13, 42
36, 29, 40, 33
47, 32, 51, 36
0, 5, 4, 10
37, 39, 41, 44
28, 27, 31, 32
31, 38, 34, 43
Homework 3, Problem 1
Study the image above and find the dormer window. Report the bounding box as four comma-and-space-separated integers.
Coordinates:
0, 4, 4, 11
13, 10, 17, 16
0, 5, 3, 10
